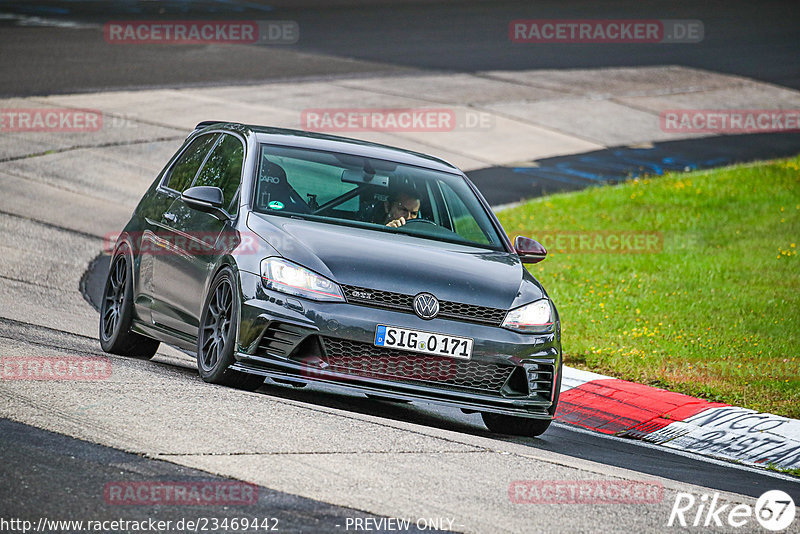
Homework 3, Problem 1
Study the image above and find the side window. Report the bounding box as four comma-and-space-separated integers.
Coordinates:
193, 134, 244, 216
164, 134, 219, 193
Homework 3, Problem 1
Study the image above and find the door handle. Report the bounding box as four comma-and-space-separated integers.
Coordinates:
164, 212, 177, 223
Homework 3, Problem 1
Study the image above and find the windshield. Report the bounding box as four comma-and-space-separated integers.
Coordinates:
252, 144, 505, 250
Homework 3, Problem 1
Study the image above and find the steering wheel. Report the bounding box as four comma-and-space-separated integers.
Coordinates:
402, 217, 437, 227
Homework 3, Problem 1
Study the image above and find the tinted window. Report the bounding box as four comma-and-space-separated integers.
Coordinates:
281, 158, 358, 210
164, 134, 219, 193
194, 134, 244, 215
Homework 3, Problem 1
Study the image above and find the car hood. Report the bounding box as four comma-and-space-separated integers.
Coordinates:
247, 213, 545, 309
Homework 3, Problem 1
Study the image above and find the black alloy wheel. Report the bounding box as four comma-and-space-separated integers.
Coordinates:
197, 267, 264, 391
99, 249, 159, 358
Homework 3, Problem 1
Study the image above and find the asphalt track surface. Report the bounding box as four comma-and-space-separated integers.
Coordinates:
3, 307, 800, 527
3, 0, 800, 204
0, 418, 425, 533
1, 0, 799, 531
3, 304, 799, 525
0, 0, 798, 96
469, 132, 800, 205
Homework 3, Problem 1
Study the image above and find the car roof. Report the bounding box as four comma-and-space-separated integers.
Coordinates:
193, 121, 462, 175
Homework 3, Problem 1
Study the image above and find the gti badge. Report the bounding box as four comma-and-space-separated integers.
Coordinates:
413, 293, 439, 320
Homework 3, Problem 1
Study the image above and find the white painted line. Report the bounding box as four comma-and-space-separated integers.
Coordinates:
552, 422, 800, 483
560, 365, 613, 391
557, 368, 800, 472
647, 408, 800, 470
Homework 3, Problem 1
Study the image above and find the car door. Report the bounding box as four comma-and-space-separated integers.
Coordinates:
151, 133, 245, 338
138, 133, 220, 327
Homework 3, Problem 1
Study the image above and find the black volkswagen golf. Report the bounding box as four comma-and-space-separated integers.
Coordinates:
100, 122, 562, 436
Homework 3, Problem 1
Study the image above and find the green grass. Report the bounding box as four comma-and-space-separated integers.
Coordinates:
766, 464, 800, 477
497, 156, 800, 418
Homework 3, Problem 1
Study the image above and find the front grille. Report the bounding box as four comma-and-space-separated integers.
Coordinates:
341, 284, 507, 326
341, 286, 413, 311
438, 300, 507, 325
320, 337, 514, 392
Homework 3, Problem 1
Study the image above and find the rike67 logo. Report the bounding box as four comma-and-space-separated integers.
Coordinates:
668, 490, 795, 531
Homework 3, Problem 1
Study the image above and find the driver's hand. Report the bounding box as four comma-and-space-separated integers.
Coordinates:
386, 217, 406, 228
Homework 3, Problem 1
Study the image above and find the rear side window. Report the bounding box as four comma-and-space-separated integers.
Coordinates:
193, 134, 244, 215
164, 134, 219, 193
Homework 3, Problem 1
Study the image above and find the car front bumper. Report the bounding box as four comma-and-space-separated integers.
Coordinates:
234, 271, 562, 418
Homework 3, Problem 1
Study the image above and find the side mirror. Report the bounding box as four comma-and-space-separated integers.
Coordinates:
514, 235, 547, 264
182, 186, 229, 220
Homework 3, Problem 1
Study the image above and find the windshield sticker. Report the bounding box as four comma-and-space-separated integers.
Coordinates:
268, 201, 284, 210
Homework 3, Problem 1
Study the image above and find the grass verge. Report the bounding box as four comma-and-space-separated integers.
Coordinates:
766, 464, 800, 477
497, 156, 800, 418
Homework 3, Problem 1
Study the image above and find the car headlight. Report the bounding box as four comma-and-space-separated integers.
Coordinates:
260, 258, 345, 302
501, 299, 554, 334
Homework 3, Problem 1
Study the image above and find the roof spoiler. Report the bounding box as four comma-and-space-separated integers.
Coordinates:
193, 120, 226, 131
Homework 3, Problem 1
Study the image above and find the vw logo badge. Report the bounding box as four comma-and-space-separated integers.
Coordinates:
413, 293, 439, 320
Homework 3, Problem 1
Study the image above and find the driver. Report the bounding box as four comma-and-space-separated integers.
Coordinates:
381, 187, 421, 228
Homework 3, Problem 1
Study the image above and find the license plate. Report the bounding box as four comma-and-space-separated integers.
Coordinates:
374, 325, 473, 360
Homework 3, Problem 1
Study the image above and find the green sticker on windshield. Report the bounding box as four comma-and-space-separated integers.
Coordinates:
268, 201, 284, 210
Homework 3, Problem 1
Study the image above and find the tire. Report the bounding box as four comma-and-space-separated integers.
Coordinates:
481, 413, 552, 437
197, 268, 264, 391
99, 249, 160, 358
